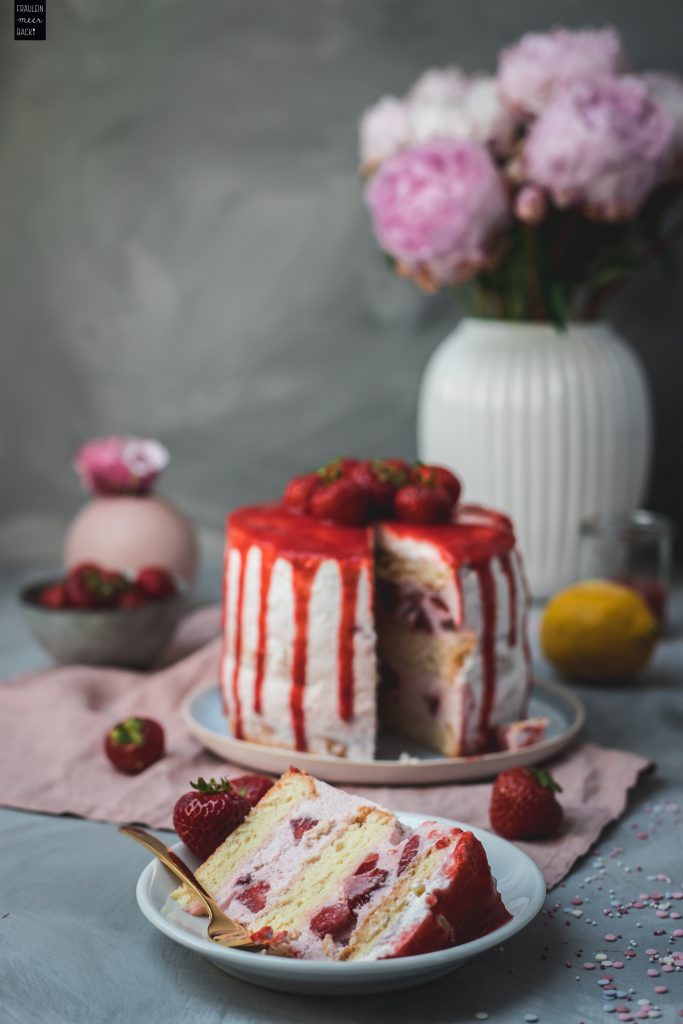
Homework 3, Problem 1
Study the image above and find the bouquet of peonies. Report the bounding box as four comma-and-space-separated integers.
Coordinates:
360, 27, 683, 325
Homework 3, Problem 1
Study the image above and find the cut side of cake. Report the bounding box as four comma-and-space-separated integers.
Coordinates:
170, 768, 511, 960
221, 501, 534, 760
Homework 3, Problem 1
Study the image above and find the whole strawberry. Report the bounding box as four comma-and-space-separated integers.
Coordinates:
318, 456, 361, 478
310, 478, 370, 526
489, 767, 563, 840
283, 473, 321, 514
38, 582, 70, 609
230, 773, 274, 807
173, 777, 251, 861
104, 716, 165, 775
137, 566, 176, 599
66, 563, 129, 609
117, 588, 149, 609
394, 482, 454, 524
412, 464, 462, 504
349, 459, 409, 517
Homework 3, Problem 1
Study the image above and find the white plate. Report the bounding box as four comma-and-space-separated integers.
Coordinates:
182, 677, 584, 784
135, 812, 546, 995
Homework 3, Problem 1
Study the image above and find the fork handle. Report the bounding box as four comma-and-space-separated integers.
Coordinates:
118, 825, 215, 915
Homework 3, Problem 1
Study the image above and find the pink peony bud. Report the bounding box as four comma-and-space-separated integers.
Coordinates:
359, 96, 410, 171
365, 138, 509, 287
514, 185, 547, 224
406, 68, 519, 155
498, 26, 626, 115
524, 76, 673, 219
74, 437, 169, 496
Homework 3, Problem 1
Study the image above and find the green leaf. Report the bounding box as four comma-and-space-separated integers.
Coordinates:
530, 767, 563, 794
190, 776, 233, 794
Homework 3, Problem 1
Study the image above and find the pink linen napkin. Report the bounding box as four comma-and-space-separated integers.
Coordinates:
0, 606, 650, 888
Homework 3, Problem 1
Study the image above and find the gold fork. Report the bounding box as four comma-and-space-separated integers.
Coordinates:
119, 825, 266, 951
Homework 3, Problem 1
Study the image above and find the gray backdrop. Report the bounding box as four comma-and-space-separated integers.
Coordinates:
2, 0, 682, 574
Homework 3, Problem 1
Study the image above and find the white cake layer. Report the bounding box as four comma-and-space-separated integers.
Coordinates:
221, 544, 377, 760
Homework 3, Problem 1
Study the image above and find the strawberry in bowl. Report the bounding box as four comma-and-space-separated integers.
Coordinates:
19, 562, 186, 669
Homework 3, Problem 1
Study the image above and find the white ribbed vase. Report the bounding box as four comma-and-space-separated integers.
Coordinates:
417, 319, 652, 598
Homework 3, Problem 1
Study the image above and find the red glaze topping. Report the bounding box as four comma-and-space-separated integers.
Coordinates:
291, 562, 317, 751
338, 565, 360, 722
385, 831, 511, 958
229, 504, 372, 563
253, 550, 276, 715
230, 548, 248, 740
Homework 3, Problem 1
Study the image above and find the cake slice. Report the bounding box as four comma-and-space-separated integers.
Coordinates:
170, 768, 510, 960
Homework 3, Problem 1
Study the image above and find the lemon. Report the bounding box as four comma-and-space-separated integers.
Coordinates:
540, 579, 659, 681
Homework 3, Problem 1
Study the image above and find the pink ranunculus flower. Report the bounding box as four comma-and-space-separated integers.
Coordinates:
498, 26, 626, 115
524, 76, 674, 220
365, 138, 509, 288
359, 95, 410, 171
407, 68, 519, 155
74, 436, 170, 496
642, 72, 683, 169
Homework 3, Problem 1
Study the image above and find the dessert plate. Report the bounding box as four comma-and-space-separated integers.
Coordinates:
135, 811, 546, 995
182, 677, 584, 785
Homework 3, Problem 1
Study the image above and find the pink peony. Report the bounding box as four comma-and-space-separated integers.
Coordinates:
359, 96, 410, 170
498, 26, 626, 115
365, 138, 509, 287
642, 72, 683, 168
524, 76, 673, 219
408, 69, 519, 155
74, 436, 169, 496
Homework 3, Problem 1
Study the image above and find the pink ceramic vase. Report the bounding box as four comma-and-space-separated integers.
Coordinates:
63, 494, 199, 586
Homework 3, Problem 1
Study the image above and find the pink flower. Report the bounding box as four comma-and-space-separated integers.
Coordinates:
359, 96, 410, 170
498, 26, 626, 115
514, 185, 546, 224
408, 70, 519, 155
74, 437, 169, 496
524, 76, 673, 219
642, 72, 683, 169
365, 138, 509, 287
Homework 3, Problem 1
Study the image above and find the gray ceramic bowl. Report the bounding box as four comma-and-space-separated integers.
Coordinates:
20, 577, 187, 669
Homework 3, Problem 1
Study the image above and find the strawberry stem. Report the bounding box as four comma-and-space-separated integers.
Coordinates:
530, 767, 563, 793
110, 717, 144, 747
190, 776, 234, 794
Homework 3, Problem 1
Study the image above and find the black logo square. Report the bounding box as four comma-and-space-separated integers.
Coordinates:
15, 1, 46, 40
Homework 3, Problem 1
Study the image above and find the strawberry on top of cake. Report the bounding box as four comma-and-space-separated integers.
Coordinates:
222, 457, 542, 762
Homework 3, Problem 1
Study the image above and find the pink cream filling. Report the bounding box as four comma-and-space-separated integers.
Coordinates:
376, 578, 459, 635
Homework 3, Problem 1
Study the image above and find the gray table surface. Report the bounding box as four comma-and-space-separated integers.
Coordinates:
1, 566, 682, 1024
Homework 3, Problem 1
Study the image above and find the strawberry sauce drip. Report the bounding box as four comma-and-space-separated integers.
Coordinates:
220, 541, 231, 716
518, 551, 534, 705
498, 551, 517, 647
253, 551, 276, 715
291, 561, 319, 751
474, 562, 497, 747
230, 549, 249, 739
338, 564, 360, 722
